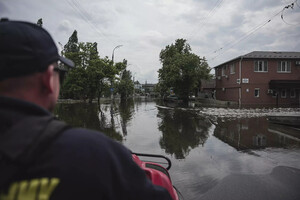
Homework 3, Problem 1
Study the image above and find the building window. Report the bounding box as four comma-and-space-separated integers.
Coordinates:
254, 88, 260, 98
254, 61, 268, 72
278, 61, 291, 73
281, 89, 286, 98
230, 64, 235, 74
290, 89, 295, 98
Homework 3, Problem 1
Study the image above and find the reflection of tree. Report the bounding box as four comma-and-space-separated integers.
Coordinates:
98, 102, 123, 141
55, 103, 101, 131
54, 103, 124, 141
157, 108, 211, 159
118, 99, 135, 136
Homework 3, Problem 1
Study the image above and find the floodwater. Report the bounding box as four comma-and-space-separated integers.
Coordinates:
55, 100, 300, 200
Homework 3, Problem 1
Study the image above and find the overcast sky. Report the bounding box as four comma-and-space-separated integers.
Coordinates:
1, 0, 300, 83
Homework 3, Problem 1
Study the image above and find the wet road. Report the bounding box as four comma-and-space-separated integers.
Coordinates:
55, 100, 300, 200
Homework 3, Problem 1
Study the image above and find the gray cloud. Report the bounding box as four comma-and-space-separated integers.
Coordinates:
1, 0, 300, 83
0, 2, 8, 14
57, 20, 72, 33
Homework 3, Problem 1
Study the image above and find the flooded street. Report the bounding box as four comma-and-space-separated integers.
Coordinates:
55, 100, 300, 200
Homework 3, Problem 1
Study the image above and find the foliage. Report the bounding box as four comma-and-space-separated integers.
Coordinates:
63, 30, 81, 67
117, 69, 134, 100
158, 39, 212, 101
60, 30, 134, 103
61, 67, 88, 100
37, 18, 43, 27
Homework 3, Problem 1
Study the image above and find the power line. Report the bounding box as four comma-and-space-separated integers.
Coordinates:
208, 0, 299, 61
65, 0, 114, 44
296, 0, 300, 8
280, 0, 300, 26
188, 0, 225, 41
209, 11, 280, 61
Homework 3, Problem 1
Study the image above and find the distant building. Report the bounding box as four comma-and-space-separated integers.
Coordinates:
141, 83, 156, 96
200, 79, 216, 98
134, 81, 142, 91
142, 83, 156, 93
214, 51, 300, 107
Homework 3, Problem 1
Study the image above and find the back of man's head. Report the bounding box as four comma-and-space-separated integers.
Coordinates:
0, 18, 74, 81
0, 18, 74, 110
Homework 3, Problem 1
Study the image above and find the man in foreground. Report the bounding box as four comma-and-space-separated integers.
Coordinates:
0, 19, 172, 200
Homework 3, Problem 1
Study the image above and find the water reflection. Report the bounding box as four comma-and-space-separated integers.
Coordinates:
213, 117, 300, 151
55, 102, 125, 141
55, 103, 101, 131
54, 102, 300, 200
97, 99, 135, 140
119, 99, 135, 136
97, 101, 123, 141
157, 108, 211, 159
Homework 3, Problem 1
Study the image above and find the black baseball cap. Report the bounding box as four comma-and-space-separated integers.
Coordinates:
0, 18, 74, 81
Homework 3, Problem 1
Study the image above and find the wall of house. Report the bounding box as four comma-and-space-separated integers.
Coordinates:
216, 58, 300, 107
215, 60, 240, 102
241, 59, 300, 106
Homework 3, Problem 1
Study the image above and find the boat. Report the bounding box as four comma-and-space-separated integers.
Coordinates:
164, 95, 181, 102
132, 152, 182, 200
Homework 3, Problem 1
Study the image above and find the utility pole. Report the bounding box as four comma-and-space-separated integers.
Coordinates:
112, 45, 123, 63
110, 45, 123, 100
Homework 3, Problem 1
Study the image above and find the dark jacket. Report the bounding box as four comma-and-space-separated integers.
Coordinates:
0, 96, 172, 200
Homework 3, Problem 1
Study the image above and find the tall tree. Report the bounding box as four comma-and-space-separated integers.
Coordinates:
64, 30, 79, 53
64, 30, 81, 67
61, 67, 88, 100
158, 39, 211, 101
37, 18, 43, 27
117, 69, 134, 101
60, 31, 133, 102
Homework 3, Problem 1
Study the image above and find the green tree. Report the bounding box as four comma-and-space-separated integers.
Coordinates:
62, 67, 88, 100
60, 31, 131, 103
37, 18, 43, 27
117, 69, 134, 101
64, 30, 81, 67
194, 57, 212, 96
158, 39, 211, 101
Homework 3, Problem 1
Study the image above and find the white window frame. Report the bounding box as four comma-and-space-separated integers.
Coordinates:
230, 64, 235, 74
254, 61, 268, 72
278, 61, 291, 73
290, 89, 295, 98
254, 88, 260, 98
281, 89, 286, 98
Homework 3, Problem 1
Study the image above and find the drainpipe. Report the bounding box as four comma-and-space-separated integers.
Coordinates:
239, 56, 243, 108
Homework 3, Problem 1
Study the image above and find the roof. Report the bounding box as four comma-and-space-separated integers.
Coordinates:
214, 51, 300, 68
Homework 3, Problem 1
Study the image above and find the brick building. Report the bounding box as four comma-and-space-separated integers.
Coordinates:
214, 51, 300, 107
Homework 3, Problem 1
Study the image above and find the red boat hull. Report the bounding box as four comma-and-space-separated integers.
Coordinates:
132, 154, 179, 200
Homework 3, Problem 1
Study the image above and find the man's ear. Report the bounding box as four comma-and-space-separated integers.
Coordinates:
41, 65, 55, 94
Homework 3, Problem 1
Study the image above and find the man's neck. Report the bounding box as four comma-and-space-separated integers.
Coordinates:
0, 91, 51, 112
